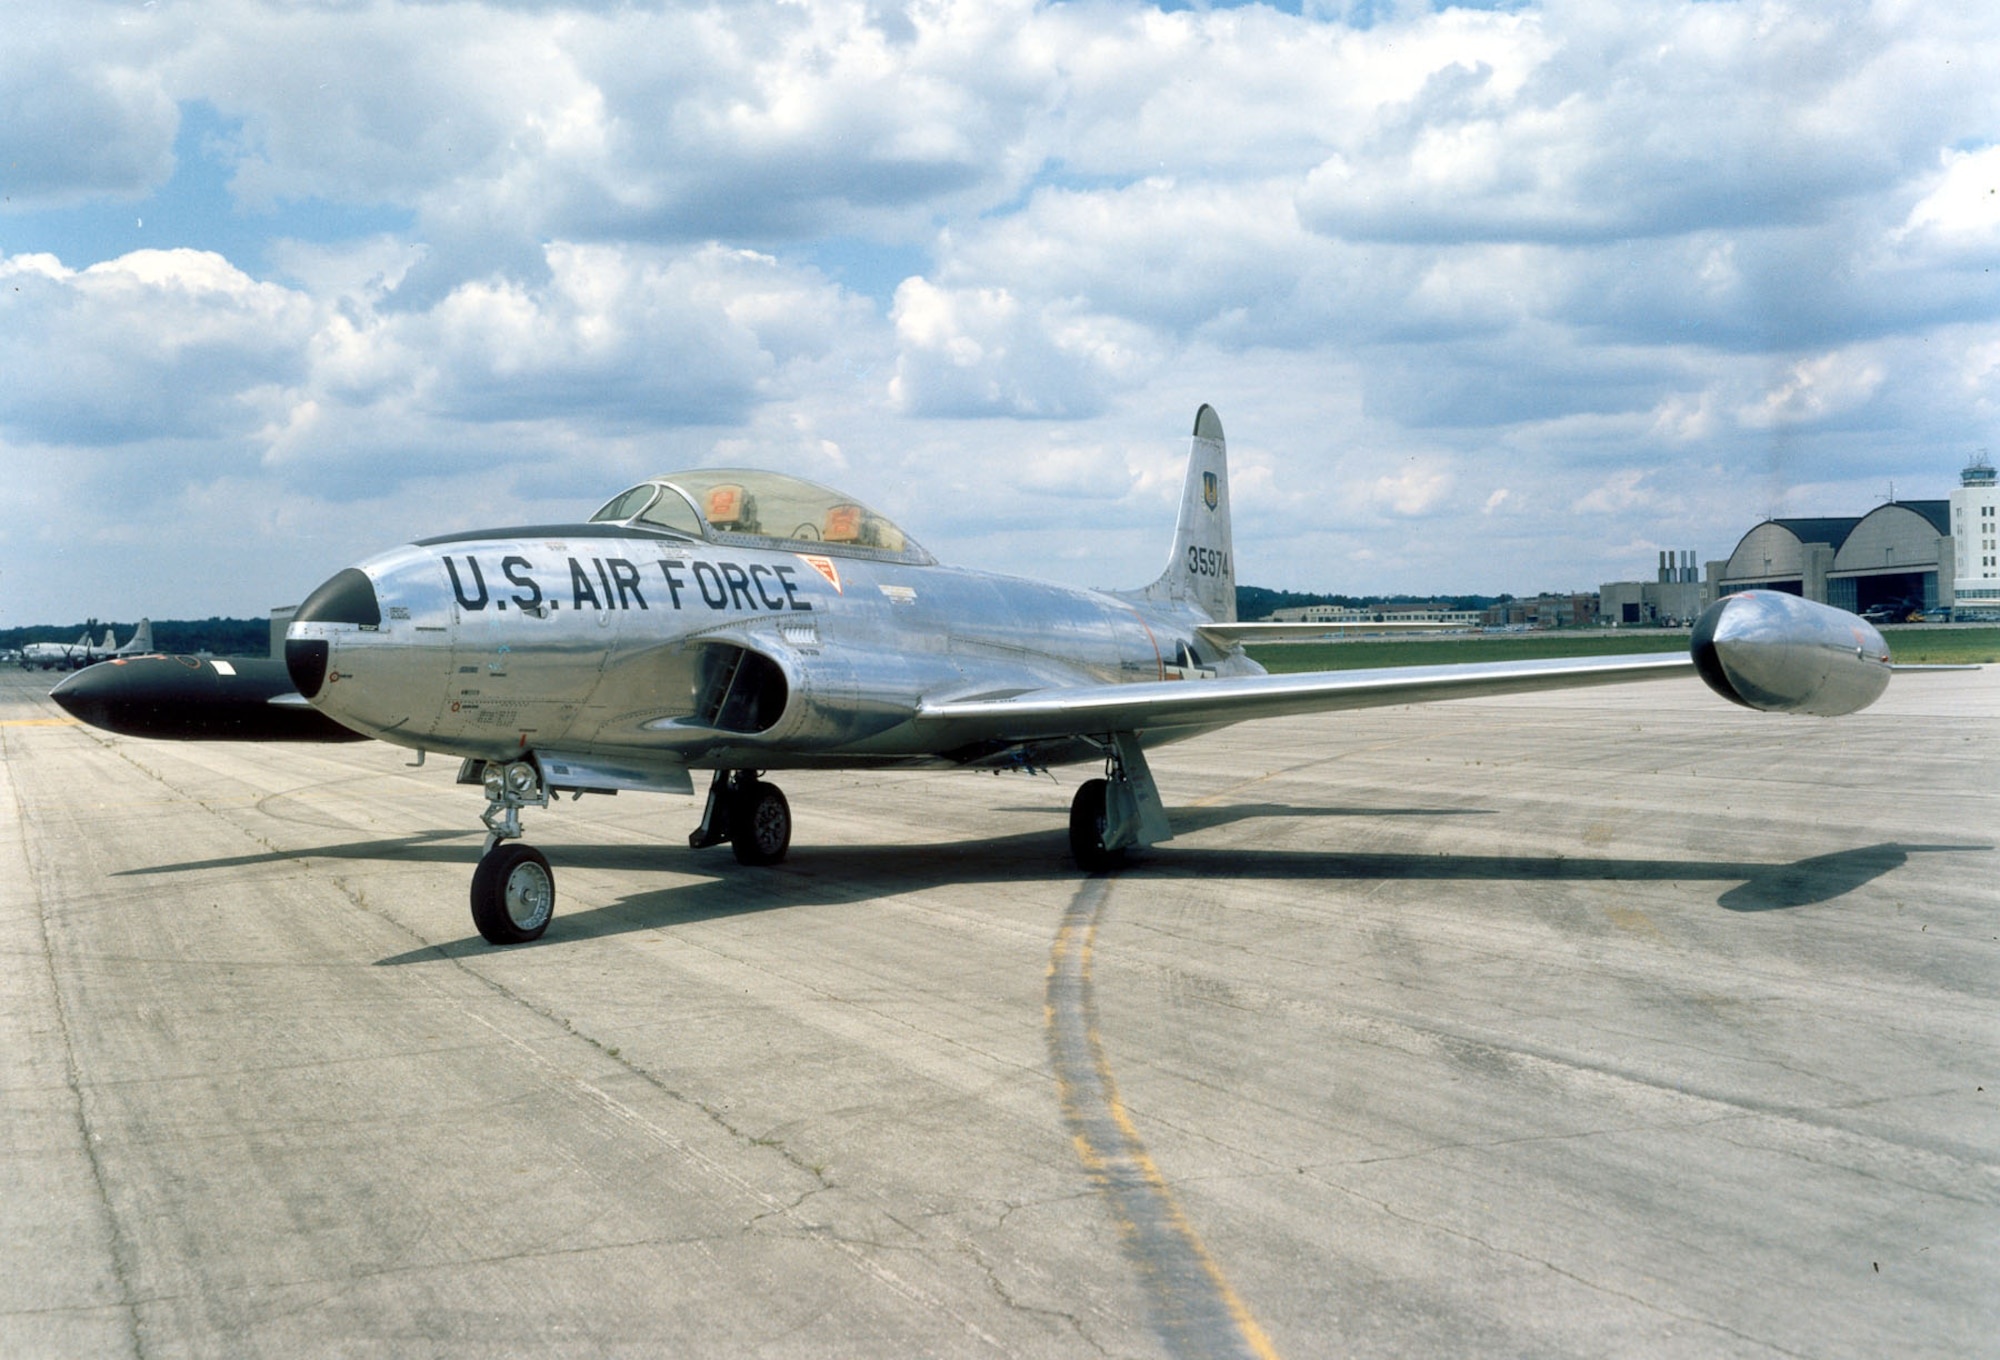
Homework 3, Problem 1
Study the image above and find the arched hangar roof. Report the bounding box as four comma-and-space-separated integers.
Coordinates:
1832, 501, 1949, 574
1723, 517, 1860, 582
1770, 517, 1862, 550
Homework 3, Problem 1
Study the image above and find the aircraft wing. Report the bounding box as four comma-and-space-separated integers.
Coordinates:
915, 652, 1692, 745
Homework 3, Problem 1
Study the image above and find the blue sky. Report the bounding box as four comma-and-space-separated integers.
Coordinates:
2, 0, 1996, 623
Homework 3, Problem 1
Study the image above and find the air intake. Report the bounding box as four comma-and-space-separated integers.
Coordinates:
693, 645, 790, 733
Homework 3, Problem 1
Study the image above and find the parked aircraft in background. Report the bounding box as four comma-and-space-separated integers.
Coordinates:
53, 408, 1895, 946
23, 630, 95, 670
113, 619, 154, 660
23, 620, 153, 670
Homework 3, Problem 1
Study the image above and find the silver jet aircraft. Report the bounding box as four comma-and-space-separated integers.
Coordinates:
53, 407, 1894, 944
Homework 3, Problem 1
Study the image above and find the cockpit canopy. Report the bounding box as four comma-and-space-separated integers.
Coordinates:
589, 469, 931, 565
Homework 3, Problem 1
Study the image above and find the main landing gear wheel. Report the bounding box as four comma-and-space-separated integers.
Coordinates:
730, 781, 792, 866
471, 842, 555, 944
1068, 778, 1125, 873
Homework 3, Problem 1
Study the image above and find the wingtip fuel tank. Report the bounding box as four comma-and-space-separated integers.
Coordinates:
49, 654, 368, 742
1690, 590, 1891, 717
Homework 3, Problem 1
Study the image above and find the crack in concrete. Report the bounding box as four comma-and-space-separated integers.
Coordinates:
963, 1241, 1112, 1357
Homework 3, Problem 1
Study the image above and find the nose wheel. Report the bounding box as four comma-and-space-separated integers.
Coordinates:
471, 842, 555, 944
471, 758, 557, 944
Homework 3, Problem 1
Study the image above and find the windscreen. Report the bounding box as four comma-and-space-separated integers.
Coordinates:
661, 469, 930, 564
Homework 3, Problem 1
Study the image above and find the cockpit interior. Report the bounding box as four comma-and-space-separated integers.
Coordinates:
590, 469, 931, 565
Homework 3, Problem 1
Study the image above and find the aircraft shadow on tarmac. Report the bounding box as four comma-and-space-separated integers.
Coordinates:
992, 802, 1491, 827
109, 815, 1987, 960
114, 802, 1469, 882
384, 837, 1986, 961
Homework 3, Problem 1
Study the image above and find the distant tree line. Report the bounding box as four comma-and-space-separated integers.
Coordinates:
1235, 586, 1515, 619
2, 618, 273, 657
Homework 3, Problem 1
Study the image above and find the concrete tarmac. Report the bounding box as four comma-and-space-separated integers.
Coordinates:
1, 664, 1993, 1357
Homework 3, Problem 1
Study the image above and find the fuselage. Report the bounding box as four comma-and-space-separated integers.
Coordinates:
22, 633, 98, 670
286, 523, 1255, 771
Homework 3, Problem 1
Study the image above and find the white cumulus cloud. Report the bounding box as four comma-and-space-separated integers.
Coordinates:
0, 0, 1996, 619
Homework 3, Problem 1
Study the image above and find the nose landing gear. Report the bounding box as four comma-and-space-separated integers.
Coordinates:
472, 759, 556, 944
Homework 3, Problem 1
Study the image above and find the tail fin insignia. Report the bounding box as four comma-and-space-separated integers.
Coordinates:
1140, 403, 1236, 622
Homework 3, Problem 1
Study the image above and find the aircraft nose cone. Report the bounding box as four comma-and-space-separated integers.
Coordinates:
48, 664, 114, 727
287, 567, 381, 698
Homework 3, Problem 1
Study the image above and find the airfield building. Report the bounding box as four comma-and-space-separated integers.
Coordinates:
1952, 455, 1999, 615
1267, 604, 1484, 627
1714, 498, 1961, 615
1600, 458, 1993, 623
1599, 551, 1709, 626
1483, 594, 1599, 629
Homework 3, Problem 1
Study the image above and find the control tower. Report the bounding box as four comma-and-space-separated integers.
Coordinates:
1952, 453, 1998, 616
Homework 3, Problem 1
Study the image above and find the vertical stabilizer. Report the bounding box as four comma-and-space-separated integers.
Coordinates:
1139, 404, 1235, 622
116, 619, 154, 655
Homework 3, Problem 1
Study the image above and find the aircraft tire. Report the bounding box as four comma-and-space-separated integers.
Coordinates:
730, 781, 792, 866
1068, 778, 1125, 872
471, 842, 556, 944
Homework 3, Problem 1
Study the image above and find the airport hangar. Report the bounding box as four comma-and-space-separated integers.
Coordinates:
1600, 455, 2000, 624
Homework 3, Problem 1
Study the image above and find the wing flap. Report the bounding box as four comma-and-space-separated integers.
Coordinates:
916, 653, 1692, 744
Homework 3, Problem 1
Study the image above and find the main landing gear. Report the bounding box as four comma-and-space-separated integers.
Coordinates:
1067, 733, 1174, 872
466, 761, 795, 946
1068, 778, 1120, 872
688, 769, 793, 866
